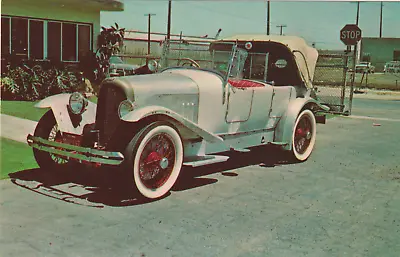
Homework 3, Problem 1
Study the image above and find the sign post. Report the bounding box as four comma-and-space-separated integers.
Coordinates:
340, 24, 362, 115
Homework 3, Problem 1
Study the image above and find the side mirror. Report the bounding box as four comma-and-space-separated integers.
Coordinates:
147, 60, 158, 72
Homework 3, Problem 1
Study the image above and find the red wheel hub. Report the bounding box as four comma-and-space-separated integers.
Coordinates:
145, 151, 162, 164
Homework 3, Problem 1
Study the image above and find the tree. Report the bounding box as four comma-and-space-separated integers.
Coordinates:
80, 23, 125, 84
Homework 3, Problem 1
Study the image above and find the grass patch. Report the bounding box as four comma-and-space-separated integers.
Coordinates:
355, 73, 400, 91
315, 72, 400, 91
1, 100, 47, 122
0, 138, 38, 179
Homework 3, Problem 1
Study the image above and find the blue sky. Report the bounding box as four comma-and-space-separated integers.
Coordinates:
101, 1, 400, 50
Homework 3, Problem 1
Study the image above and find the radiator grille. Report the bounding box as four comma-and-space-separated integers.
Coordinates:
95, 85, 127, 146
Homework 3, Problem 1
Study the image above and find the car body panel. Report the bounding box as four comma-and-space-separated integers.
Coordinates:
121, 105, 223, 143
109, 56, 139, 76
34, 93, 97, 135
384, 61, 400, 73
355, 62, 375, 73
274, 97, 328, 150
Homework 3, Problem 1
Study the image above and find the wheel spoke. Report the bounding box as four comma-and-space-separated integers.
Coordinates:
294, 115, 313, 155
138, 132, 176, 189
47, 124, 68, 164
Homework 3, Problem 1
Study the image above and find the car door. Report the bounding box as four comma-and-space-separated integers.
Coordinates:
225, 86, 254, 122
225, 51, 269, 123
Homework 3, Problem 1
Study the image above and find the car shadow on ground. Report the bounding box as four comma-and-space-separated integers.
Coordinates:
9, 146, 295, 208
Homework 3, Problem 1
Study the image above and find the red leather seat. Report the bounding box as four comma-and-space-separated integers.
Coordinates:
228, 79, 265, 88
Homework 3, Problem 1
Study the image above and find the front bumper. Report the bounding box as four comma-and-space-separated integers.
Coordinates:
27, 134, 124, 165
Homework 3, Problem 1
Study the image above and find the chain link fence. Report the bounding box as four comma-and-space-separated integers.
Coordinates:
314, 53, 352, 114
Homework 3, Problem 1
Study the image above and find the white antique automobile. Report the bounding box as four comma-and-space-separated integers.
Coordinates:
27, 35, 328, 199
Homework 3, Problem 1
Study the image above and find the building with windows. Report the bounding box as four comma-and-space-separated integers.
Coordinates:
358, 37, 400, 72
1, 0, 123, 64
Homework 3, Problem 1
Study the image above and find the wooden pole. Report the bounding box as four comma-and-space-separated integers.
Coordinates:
167, 0, 172, 40
379, 2, 383, 38
356, 2, 360, 25
267, 0, 270, 35
144, 13, 156, 64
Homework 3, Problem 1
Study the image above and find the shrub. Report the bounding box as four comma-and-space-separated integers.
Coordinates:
1, 64, 80, 101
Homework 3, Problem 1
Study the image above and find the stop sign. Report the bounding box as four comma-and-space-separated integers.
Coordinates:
340, 24, 362, 45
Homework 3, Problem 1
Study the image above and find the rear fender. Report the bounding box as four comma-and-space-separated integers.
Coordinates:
274, 97, 329, 150
122, 106, 223, 143
35, 93, 96, 135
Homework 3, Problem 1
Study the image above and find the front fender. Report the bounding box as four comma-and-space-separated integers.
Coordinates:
274, 97, 328, 150
122, 106, 223, 143
35, 93, 96, 135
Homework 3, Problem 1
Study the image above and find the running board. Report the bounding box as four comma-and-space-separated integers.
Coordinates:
230, 147, 251, 153
183, 155, 230, 167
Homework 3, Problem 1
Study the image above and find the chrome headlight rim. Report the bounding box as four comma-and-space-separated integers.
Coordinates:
118, 99, 135, 119
147, 60, 158, 72
68, 92, 88, 115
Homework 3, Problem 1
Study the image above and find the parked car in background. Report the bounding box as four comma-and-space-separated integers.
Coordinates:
27, 35, 328, 200
355, 62, 375, 73
384, 61, 400, 73
109, 55, 139, 76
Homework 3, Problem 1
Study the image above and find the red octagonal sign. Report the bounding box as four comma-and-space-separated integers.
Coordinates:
340, 24, 362, 45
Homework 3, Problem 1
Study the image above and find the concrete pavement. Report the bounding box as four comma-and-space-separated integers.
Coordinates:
0, 98, 399, 257
0, 114, 37, 144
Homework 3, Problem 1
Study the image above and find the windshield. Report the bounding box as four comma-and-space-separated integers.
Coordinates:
226, 45, 248, 80
159, 40, 271, 83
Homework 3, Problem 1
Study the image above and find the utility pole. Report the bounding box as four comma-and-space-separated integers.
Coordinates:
356, 1, 360, 25
167, 0, 172, 40
267, 0, 270, 35
379, 1, 383, 38
276, 24, 287, 35
144, 13, 156, 64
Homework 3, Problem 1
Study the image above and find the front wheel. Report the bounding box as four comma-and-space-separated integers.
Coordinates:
33, 110, 69, 169
125, 122, 183, 199
290, 109, 317, 162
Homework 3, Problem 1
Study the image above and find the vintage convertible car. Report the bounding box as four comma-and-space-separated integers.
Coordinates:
27, 35, 328, 199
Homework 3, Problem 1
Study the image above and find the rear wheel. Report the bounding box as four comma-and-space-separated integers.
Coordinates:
290, 109, 316, 161
125, 122, 183, 199
33, 110, 69, 169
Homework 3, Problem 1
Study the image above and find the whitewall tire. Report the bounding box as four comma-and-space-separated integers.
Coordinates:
125, 122, 183, 199
291, 109, 316, 161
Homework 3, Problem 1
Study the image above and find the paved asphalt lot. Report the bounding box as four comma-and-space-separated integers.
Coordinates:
1, 98, 399, 257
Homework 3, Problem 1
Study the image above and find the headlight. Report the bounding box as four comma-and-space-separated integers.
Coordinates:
147, 60, 158, 72
118, 100, 135, 118
68, 92, 88, 115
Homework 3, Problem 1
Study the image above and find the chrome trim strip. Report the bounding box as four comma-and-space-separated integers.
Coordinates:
217, 127, 274, 139
27, 135, 124, 165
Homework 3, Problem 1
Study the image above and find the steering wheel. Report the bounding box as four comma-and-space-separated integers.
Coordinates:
250, 64, 267, 78
177, 58, 200, 68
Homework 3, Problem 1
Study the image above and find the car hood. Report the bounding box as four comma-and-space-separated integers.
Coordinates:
101, 72, 199, 103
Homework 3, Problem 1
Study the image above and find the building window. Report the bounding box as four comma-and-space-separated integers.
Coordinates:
78, 25, 91, 61
62, 23, 77, 61
47, 22, 62, 62
1, 17, 10, 56
394, 50, 400, 61
1, 15, 92, 62
11, 17, 28, 57
30, 20, 44, 60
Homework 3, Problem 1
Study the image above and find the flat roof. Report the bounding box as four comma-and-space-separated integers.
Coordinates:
88, 0, 124, 11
